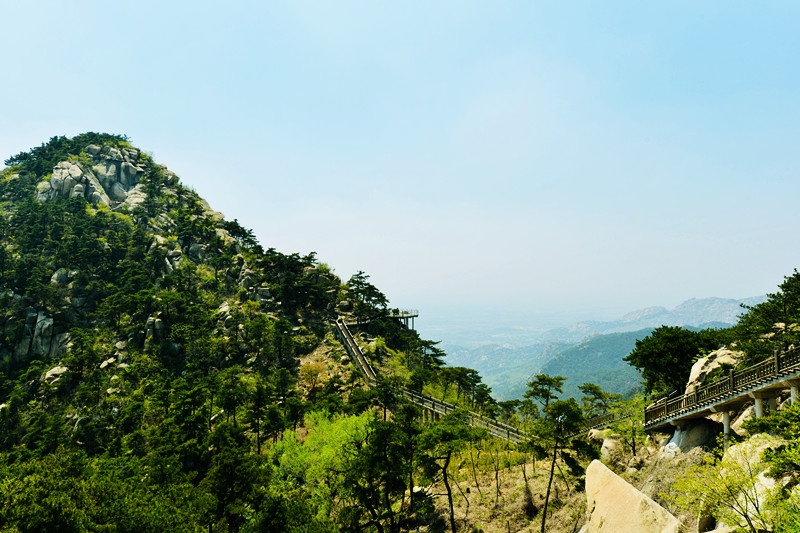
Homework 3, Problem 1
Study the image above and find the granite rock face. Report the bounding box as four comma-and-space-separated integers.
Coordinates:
583, 460, 681, 533
666, 418, 723, 454
13, 308, 71, 360
35, 144, 178, 211
685, 347, 745, 394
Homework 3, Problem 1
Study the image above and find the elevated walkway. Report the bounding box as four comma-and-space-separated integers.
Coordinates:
334, 317, 527, 443
387, 309, 419, 319
388, 308, 418, 329
342, 308, 419, 330
334, 316, 622, 444
645, 348, 800, 432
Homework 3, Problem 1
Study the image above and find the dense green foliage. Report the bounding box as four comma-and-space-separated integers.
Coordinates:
0, 134, 357, 531
624, 325, 734, 394
622, 270, 800, 396
4, 133, 129, 179
0, 133, 540, 532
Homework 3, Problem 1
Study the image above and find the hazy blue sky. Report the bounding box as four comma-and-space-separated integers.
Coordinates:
2, 1, 799, 337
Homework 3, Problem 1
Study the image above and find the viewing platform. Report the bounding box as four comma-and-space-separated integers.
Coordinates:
387, 308, 419, 330
645, 347, 800, 435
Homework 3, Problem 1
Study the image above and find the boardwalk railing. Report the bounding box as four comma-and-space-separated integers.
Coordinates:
388, 309, 419, 318
645, 347, 800, 429
334, 317, 529, 443
401, 389, 528, 443
335, 318, 378, 384
334, 317, 624, 443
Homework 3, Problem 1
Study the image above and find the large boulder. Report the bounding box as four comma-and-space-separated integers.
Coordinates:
583, 460, 681, 533
685, 347, 745, 394
666, 418, 723, 454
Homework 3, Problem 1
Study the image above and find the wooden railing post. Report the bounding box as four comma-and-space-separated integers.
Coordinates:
775, 350, 781, 376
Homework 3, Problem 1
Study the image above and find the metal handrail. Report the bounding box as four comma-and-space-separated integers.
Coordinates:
388, 308, 419, 318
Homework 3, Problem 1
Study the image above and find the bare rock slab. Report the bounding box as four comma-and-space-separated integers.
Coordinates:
585, 460, 681, 533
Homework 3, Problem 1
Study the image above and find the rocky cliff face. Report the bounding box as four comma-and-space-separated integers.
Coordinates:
35, 144, 166, 209
6, 307, 65, 362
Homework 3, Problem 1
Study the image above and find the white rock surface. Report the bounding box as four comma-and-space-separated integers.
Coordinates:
43, 365, 69, 384
685, 347, 745, 394
584, 460, 681, 533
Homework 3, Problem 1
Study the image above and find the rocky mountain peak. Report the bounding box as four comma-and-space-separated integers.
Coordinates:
35, 142, 178, 210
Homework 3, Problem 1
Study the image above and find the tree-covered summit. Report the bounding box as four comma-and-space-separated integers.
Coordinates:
0, 134, 516, 532
4, 133, 130, 179
0, 133, 356, 530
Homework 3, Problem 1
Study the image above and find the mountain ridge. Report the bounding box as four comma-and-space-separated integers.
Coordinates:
538, 295, 765, 344
443, 295, 765, 400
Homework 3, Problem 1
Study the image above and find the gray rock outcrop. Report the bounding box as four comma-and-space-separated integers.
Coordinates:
685, 347, 745, 394
35, 144, 179, 211
43, 365, 69, 384
666, 418, 723, 454
38, 160, 118, 206
15, 309, 70, 360
583, 460, 681, 533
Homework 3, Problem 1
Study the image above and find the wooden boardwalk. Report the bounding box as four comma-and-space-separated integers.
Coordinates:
645, 347, 800, 432
335, 316, 622, 443
334, 317, 528, 443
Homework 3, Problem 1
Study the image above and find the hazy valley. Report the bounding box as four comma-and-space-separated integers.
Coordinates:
440, 296, 766, 400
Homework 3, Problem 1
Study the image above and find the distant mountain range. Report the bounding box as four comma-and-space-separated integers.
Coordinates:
442, 296, 766, 400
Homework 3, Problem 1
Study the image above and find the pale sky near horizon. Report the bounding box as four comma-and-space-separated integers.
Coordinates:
2, 2, 799, 338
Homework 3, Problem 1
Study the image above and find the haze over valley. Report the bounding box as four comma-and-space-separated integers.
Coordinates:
425, 295, 766, 400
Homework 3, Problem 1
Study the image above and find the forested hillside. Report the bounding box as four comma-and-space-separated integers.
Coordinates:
0, 134, 536, 532
0, 134, 461, 531
538, 330, 648, 400
0, 133, 347, 530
